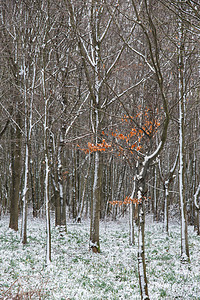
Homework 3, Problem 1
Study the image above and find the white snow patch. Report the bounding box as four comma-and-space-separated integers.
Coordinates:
0, 216, 199, 299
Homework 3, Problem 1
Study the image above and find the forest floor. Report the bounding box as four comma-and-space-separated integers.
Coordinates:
0, 214, 199, 300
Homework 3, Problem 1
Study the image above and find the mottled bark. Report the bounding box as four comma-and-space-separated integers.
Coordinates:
90, 151, 101, 253
138, 201, 149, 300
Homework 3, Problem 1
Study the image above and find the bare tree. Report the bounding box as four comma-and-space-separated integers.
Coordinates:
0, 1, 24, 231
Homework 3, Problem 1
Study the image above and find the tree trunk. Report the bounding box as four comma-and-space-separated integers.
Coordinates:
45, 151, 51, 264
77, 154, 91, 222
163, 181, 169, 234
129, 201, 135, 245
90, 151, 101, 253
9, 110, 22, 231
42, 65, 51, 264
30, 156, 37, 218
58, 128, 66, 229
21, 143, 29, 244
194, 183, 200, 235
54, 189, 61, 226
138, 201, 149, 300
178, 17, 190, 261
153, 166, 158, 222
71, 147, 78, 220
194, 208, 200, 235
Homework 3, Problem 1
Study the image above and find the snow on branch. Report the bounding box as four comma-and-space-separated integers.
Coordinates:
0, 102, 25, 136
65, 93, 89, 138
194, 183, 200, 210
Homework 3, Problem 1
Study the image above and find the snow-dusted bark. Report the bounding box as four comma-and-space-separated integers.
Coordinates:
57, 127, 66, 230
163, 180, 169, 233
129, 201, 135, 245
158, 150, 179, 234
138, 201, 149, 300
178, 17, 190, 262
21, 58, 28, 244
42, 67, 51, 264
49, 133, 60, 226
179, 90, 189, 261
127, 2, 171, 297
135, 143, 169, 299
194, 183, 200, 235
66, 0, 132, 252
21, 143, 28, 244
66, 1, 107, 252
2, 3, 23, 232
45, 152, 51, 265
133, 154, 150, 300
89, 6, 102, 253
194, 183, 200, 210
64, 93, 89, 138
134, 106, 169, 298
21, 57, 36, 243
153, 166, 157, 221
129, 177, 136, 245
90, 150, 101, 253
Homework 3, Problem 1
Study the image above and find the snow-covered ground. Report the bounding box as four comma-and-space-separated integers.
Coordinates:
0, 214, 199, 299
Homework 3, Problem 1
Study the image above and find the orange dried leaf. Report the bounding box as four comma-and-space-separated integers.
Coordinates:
118, 133, 124, 139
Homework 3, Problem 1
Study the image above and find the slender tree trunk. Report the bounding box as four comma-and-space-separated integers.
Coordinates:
54, 188, 61, 226
178, 17, 190, 261
34, 151, 40, 217
9, 109, 22, 231
42, 67, 51, 264
71, 147, 77, 220
153, 166, 157, 221
194, 184, 200, 235
129, 201, 135, 245
77, 154, 91, 222
30, 153, 36, 217
163, 181, 169, 234
49, 134, 60, 226
45, 150, 51, 264
90, 150, 101, 253
21, 59, 28, 244
21, 143, 29, 244
21, 54, 36, 241
135, 159, 150, 300
58, 127, 66, 229
129, 176, 136, 245
138, 200, 149, 300
158, 150, 179, 234
194, 208, 200, 235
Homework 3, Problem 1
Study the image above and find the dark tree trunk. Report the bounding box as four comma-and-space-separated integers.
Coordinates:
9, 111, 21, 231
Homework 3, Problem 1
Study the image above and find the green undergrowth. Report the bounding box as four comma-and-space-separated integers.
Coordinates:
0, 216, 199, 299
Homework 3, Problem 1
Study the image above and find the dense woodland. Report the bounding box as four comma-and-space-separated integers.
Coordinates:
0, 1, 200, 299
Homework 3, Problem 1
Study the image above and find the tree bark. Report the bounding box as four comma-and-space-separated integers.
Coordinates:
178, 15, 190, 261
90, 150, 101, 253
138, 201, 149, 300
9, 109, 22, 231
